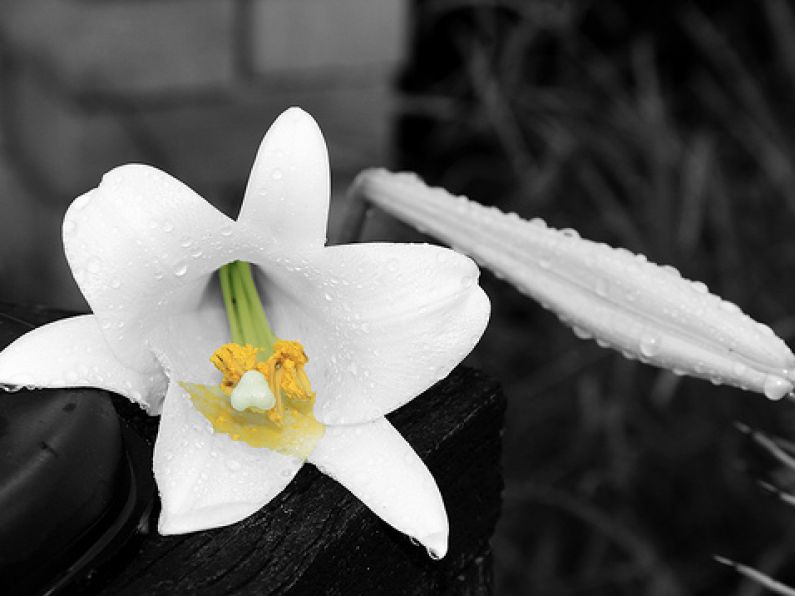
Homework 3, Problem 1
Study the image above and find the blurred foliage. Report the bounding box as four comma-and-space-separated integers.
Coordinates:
392, 0, 795, 593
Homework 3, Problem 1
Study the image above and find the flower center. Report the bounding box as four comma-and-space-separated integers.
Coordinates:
180, 260, 323, 458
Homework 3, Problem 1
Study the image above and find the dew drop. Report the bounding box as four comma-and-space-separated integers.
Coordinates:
639, 334, 660, 358
226, 460, 242, 472
719, 301, 741, 314
174, 262, 188, 277
460, 275, 474, 289
323, 292, 333, 302
271, 169, 283, 180
572, 326, 592, 340
560, 228, 580, 239
426, 548, 443, 561
72, 194, 91, 211
110, 278, 121, 289
763, 375, 793, 401
162, 220, 175, 233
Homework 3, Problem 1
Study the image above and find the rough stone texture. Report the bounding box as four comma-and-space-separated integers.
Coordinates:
0, 0, 236, 95
0, 0, 402, 251
0, 303, 504, 595
250, 0, 407, 73
4, 63, 140, 196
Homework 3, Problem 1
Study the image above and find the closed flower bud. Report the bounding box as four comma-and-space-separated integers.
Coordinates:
351, 169, 795, 400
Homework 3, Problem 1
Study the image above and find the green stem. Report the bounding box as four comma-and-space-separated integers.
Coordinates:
240, 262, 277, 349
231, 263, 255, 345
219, 260, 277, 358
219, 265, 243, 345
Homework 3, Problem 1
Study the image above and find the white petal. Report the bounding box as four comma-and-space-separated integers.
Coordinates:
145, 277, 231, 386
155, 381, 304, 534
255, 243, 490, 424
63, 164, 237, 376
238, 107, 330, 250
308, 417, 448, 558
0, 315, 166, 412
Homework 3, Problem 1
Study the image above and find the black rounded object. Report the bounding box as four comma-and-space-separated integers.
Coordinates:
0, 309, 155, 595
0, 388, 123, 593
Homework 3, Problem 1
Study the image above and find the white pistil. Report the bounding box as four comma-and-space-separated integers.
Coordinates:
230, 370, 276, 412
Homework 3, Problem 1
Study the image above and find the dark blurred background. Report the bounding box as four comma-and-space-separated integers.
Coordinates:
4, 0, 795, 594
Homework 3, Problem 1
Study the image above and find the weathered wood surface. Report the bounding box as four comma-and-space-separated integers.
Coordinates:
0, 303, 505, 595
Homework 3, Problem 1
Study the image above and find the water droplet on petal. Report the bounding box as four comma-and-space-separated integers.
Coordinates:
174, 262, 188, 277
272, 169, 283, 180
720, 301, 741, 314
572, 326, 592, 340
72, 194, 91, 211
162, 220, 175, 233
595, 278, 609, 298
639, 334, 660, 358
460, 275, 474, 289
763, 375, 792, 401
226, 460, 241, 471
110, 278, 121, 289
560, 228, 579, 239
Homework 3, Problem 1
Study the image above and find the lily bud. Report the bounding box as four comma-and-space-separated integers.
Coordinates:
351, 169, 795, 400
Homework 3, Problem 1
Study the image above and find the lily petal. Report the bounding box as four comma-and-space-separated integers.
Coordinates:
155, 381, 304, 534
239, 107, 330, 250
254, 243, 490, 424
307, 417, 449, 558
0, 315, 166, 412
63, 164, 236, 378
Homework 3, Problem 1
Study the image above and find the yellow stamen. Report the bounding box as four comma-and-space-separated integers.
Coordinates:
191, 339, 323, 456
256, 340, 316, 406
210, 343, 259, 396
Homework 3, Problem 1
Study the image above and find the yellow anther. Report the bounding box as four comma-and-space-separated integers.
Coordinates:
256, 340, 316, 404
210, 343, 259, 396
185, 339, 322, 455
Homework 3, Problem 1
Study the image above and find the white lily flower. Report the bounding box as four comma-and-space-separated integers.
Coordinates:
348, 168, 795, 401
0, 108, 490, 559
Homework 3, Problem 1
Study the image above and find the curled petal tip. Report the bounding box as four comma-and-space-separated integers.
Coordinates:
420, 530, 448, 560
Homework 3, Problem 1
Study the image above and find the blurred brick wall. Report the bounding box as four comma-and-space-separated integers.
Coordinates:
0, 0, 407, 309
